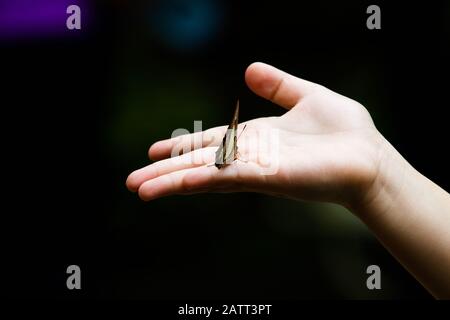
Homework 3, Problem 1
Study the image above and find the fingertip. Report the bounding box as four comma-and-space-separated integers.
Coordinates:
245, 61, 266, 74
138, 180, 158, 201
137, 182, 150, 201
126, 171, 139, 192
245, 62, 313, 109
245, 62, 282, 102
245, 62, 269, 90
148, 144, 157, 160
138, 191, 152, 202
148, 140, 169, 161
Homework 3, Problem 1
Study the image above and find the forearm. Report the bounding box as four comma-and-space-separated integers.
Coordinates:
351, 137, 450, 298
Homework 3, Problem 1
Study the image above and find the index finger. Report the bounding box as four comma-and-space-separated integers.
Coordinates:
149, 125, 227, 161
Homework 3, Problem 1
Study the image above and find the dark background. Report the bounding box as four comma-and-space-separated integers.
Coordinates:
2, 0, 449, 299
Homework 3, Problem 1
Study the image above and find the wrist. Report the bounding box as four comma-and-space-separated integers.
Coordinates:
348, 134, 412, 221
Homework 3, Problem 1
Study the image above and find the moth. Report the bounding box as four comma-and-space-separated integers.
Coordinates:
214, 100, 246, 169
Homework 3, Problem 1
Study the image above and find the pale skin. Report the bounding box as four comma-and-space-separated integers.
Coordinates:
126, 62, 450, 299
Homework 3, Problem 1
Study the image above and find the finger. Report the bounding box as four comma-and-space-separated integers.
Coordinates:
245, 62, 317, 109
148, 125, 227, 161
137, 165, 234, 201
137, 160, 268, 201
126, 147, 216, 192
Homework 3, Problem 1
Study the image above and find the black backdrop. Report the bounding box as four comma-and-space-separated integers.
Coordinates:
2, 0, 448, 299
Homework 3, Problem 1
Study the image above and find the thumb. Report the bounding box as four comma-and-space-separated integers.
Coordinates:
245, 62, 316, 109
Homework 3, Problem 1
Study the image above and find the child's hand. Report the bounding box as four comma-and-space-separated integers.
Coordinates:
126, 62, 386, 208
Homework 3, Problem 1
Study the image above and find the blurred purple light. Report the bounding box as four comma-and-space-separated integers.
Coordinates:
0, 0, 88, 38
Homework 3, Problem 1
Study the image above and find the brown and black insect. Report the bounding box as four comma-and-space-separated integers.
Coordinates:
214, 100, 246, 169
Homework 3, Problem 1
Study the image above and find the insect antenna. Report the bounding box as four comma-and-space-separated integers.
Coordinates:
237, 124, 247, 141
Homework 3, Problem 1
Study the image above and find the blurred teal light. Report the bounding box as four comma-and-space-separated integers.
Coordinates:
149, 0, 223, 51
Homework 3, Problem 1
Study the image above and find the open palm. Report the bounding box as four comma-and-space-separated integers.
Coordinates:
127, 62, 385, 206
